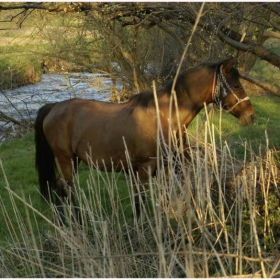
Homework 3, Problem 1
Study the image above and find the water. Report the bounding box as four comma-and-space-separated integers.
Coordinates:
0, 72, 114, 142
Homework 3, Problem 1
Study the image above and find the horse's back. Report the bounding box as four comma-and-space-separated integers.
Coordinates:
44, 98, 119, 131
42, 98, 156, 169
43, 98, 121, 149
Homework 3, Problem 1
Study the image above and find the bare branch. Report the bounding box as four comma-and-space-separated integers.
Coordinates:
0, 2, 95, 13
263, 30, 280, 40
0, 2, 279, 95
216, 26, 280, 69
0, 111, 22, 126
240, 71, 280, 97
263, 3, 280, 17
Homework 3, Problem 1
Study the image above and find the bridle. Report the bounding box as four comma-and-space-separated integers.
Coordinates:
212, 65, 250, 113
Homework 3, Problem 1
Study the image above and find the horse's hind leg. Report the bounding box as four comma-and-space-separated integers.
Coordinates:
54, 178, 70, 224
54, 155, 80, 224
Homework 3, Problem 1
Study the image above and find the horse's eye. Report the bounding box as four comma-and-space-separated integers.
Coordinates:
234, 85, 240, 89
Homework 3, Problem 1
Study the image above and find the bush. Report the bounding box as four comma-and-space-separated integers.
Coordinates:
0, 54, 42, 90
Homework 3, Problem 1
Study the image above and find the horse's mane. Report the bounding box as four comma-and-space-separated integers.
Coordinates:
127, 75, 186, 109
128, 90, 155, 108
126, 58, 240, 109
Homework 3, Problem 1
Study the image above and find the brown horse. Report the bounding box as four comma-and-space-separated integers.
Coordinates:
35, 58, 255, 222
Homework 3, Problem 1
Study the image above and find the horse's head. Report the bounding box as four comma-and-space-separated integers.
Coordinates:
213, 58, 255, 126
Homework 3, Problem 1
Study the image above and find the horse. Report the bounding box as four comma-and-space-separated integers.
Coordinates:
35, 58, 255, 223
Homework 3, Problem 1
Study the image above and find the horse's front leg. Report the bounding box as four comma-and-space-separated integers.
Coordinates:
134, 159, 157, 219
134, 184, 146, 219
55, 179, 80, 223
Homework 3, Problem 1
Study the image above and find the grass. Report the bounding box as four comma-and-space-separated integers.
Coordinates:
0, 99, 279, 277
189, 95, 280, 156
250, 38, 280, 86
0, 21, 47, 89
0, 47, 43, 90
0, 10, 99, 90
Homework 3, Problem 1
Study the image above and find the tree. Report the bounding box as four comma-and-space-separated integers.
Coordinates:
0, 2, 279, 96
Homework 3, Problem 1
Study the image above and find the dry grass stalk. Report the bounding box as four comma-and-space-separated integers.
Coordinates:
1, 106, 280, 277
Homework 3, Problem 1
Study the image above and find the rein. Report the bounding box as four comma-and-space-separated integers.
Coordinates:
212, 65, 250, 113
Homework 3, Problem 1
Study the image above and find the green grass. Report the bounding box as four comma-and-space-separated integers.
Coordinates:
0, 133, 36, 185
250, 38, 280, 85
0, 50, 43, 89
187, 96, 280, 155
0, 27, 49, 89
0, 133, 43, 245
0, 132, 132, 249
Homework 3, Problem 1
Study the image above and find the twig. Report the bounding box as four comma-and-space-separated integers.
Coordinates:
0, 110, 22, 126
53, 249, 277, 263
0, 90, 25, 120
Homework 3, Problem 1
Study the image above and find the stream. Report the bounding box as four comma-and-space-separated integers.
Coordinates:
0, 72, 114, 142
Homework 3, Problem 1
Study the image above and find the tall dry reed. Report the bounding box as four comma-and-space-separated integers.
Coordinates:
0, 107, 279, 277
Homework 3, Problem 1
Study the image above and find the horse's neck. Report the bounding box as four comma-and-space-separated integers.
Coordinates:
133, 68, 214, 134
185, 68, 214, 105
155, 68, 213, 129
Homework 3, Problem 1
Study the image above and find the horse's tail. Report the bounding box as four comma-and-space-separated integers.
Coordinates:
35, 103, 57, 202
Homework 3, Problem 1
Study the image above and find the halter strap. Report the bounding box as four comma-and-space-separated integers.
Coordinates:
212, 65, 250, 113
211, 66, 218, 102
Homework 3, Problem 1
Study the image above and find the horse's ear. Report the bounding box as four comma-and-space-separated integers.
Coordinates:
221, 57, 235, 73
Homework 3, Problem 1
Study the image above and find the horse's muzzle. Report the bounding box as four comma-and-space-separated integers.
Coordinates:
239, 111, 255, 126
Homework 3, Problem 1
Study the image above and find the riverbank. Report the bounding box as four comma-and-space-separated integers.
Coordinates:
0, 72, 114, 142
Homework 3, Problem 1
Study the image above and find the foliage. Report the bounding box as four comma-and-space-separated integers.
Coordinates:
1, 3, 279, 95
0, 50, 42, 90
0, 25, 44, 89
